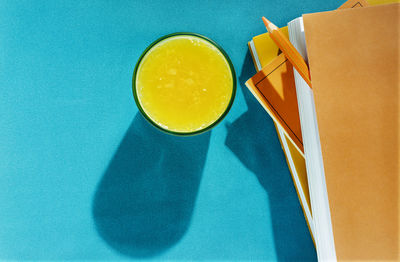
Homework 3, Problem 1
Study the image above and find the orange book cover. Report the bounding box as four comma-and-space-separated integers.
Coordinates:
303, 3, 399, 260
247, 32, 315, 242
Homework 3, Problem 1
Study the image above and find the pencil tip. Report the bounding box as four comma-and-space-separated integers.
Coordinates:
262, 17, 277, 31
262, 17, 270, 25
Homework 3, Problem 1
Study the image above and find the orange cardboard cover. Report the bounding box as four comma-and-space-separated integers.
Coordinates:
303, 3, 399, 260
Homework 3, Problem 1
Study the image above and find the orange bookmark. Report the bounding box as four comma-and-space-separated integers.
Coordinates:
262, 17, 312, 88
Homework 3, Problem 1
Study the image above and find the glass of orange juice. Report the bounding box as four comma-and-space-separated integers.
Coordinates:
132, 32, 236, 136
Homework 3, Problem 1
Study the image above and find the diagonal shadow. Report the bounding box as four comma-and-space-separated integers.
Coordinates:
225, 50, 316, 261
92, 113, 211, 258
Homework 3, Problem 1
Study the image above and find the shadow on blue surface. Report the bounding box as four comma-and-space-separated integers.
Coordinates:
92, 113, 210, 258
225, 50, 317, 261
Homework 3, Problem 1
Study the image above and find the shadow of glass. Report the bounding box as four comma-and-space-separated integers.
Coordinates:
225, 50, 316, 261
92, 113, 211, 258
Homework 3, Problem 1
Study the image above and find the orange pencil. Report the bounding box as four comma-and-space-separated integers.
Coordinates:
262, 17, 312, 88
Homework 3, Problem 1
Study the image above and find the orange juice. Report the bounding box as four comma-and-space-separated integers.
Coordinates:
134, 34, 235, 134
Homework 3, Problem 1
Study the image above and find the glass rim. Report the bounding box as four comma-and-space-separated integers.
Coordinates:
132, 32, 237, 136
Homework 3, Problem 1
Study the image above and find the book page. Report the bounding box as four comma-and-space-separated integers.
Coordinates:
288, 17, 337, 261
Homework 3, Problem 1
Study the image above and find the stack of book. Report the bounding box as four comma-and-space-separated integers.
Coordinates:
246, 0, 399, 260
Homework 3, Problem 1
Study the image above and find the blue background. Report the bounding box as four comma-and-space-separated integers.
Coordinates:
0, 0, 341, 260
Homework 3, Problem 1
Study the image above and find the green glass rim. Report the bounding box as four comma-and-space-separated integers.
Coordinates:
132, 32, 237, 136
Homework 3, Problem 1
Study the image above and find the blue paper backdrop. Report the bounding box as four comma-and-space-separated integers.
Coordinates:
0, 0, 341, 260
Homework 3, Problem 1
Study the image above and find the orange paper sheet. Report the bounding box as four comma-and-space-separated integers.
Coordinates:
246, 54, 303, 153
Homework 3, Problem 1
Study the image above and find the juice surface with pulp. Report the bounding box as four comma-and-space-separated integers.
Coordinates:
136, 35, 233, 133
